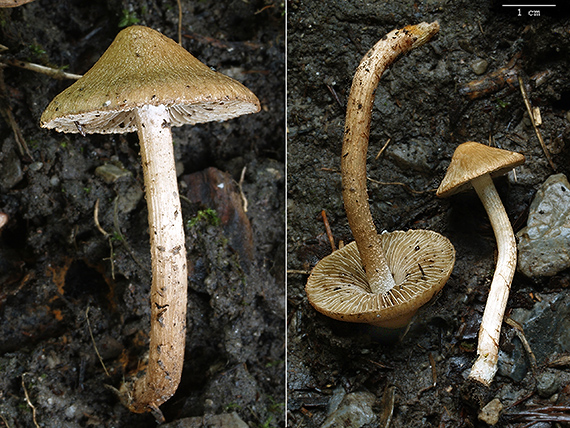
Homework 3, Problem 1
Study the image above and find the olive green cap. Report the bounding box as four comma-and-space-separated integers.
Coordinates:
40, 25, 260, 134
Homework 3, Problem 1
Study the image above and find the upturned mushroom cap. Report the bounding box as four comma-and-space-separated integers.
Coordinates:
40, 25, 260, 134
305, 230, 455, 329
436, 142, 525, 197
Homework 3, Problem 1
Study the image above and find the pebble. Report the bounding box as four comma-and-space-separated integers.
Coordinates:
28, 161, 43, 172
517, 174, 570, 277
478, 398, 503, 426
320, 391, 376, 428
471, 58, 489, 75
536, 370, 560, 398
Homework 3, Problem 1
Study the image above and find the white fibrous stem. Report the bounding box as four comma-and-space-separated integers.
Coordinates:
341, 22, 439, 295
468, 173, 517, 386
120, 104, 188, 414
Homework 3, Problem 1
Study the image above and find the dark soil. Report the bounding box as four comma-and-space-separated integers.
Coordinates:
287, 1, 570, 427
0, 1, 284, 427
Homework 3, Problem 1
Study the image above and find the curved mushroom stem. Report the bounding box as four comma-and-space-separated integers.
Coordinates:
468, 173, 517, 386
119, 104, 188, 414
341, 22, 439, 294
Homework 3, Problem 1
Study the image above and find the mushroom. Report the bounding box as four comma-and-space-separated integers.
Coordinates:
40, 25, 260, 415
341, 21, 439, 293
306, 230, 455, 329
436, 141, 525, 386
306, 22, 455, 330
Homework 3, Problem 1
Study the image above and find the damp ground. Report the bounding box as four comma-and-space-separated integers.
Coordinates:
287, 1, 570, 427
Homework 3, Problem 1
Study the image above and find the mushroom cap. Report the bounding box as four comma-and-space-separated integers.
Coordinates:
305, 230, 455, 329
40, 25, 260, 134
436, 142, 525, 197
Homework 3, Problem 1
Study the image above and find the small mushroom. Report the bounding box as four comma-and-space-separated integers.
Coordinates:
436, 141, 525, 386
341, 21, 439, 293
306, 230, 455, 329
40, 25, 260, 415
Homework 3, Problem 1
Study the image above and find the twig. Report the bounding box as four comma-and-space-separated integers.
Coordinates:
254, 4, 275, 14
21, 374, 39, 428
375, 138, 391, 160
318, 166, 432, 194
518, 75, 556, 171
505, 317, 537, 374
238, 166, 249, 213
94, 199, 115, 279
0, 412, 11, 428
326, 83, 343, 108
85, 306, 111, 377
2, 58, 82, 80
507, 406, 570, 423
94, 199, 109, 237
321, 210, 336, 252
0, 67, 33, 159
366, 359, 394, 370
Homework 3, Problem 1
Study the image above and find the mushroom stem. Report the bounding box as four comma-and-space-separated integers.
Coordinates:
120, 104, 188, 413
469, 173, 517, 386
341, 22, 439, 294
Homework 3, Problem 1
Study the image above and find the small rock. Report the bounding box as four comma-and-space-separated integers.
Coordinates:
536, 370, 560, 398
517, 174, 570, 277
471, 58, 489, 75
320, 391, 376, 428
478, 398, 503, 426
28, 161, 43, 172
386, 139, 431, 173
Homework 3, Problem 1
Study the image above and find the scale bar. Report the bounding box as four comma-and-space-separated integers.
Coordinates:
502, 4, 556, 6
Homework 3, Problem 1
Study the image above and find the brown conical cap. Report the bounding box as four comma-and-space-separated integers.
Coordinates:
436, 142, 525, 197
40, 25, 260, 134
305, 230, 455, 329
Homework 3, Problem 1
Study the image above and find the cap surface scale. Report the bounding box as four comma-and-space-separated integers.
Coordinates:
305, 229, 455, 328
437, 142, 525, 197
40, 25, 260, 134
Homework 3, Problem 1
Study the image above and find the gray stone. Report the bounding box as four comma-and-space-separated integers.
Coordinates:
471, 58, 489, 75
386, 139, 432, 173
536, 370, 560, 398
320, 391, 377, 428
517, 174, 570, 277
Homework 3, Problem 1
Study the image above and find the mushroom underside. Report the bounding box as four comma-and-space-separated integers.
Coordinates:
41, 100, 259, 134
305, 230, 455, 328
